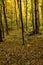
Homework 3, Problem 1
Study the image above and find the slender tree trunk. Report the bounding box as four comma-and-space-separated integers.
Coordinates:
30, 0, 40, 35
26, 0, 27, 31
17, 0, 24, 45
0, 2, 3, 42
17, 0, 21, 27
14, 0, 18, 30
31, 0, 35, 33
1, 20, 4, 38
2, 0, 9, 35
0, 27, 3, 42
34, 0, 40, 34
0, 21, 3, 42
41, 0, 43, 21
20, 0, 24, 45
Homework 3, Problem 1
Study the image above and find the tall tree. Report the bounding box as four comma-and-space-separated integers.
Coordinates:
14, 0, 18, 30
2, 0, 9, 35
34, 0, 40, 34
17, 0, 24, 45
30, 0, 40, 35
26, 0, 28, 31
20, 0, 24, 45
17, 0, 21, 27
0, 1, 3, 42
41, 0, 43, 22
31, 0, 35, 33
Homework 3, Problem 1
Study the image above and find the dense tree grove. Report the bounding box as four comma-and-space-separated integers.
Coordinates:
0, 0, 43, 44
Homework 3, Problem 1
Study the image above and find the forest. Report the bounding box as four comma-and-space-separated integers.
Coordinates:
0, 0, 43, 65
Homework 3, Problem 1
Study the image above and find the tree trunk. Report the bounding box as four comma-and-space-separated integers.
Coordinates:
26, 0, 27, 31
17, 0, 21, 27
41, 0, 43, 21
34, 0, 40, 34
31, 0, 35, 33
1, 20, 4, 38
2, 0, 9, 35
20, 0, 24, 45
0, 28, 3, 42
14, 0, 18, 30
0, 2, 3, 42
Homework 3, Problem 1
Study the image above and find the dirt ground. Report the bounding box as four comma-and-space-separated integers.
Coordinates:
0, 32, 43, 65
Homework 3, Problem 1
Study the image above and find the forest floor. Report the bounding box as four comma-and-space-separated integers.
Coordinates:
0, 30, 43, 65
